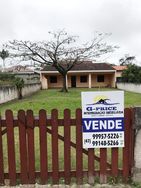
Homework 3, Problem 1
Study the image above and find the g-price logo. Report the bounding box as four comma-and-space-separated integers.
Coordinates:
87, 95, 119, 106
83, 94, 123, 117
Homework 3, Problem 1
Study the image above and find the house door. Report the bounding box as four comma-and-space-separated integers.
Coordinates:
71, 76, 76, 87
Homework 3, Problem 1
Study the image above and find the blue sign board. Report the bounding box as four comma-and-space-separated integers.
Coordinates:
81, 91, 124, 148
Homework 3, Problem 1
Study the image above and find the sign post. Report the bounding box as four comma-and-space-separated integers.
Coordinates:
81, 91, 124, 148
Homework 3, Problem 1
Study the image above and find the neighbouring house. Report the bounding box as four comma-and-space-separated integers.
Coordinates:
112, 65, 127, 82
4, 65, 40, 84
40, 61, 116, 89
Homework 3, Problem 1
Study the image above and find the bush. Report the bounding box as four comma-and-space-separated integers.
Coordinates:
14, 77, 24, 99
0, 73, 15, 81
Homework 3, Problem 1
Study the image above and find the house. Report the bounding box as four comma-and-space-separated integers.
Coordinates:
5, 65, 33, 73
4, 65, 40, 84
112, 65, 127, 82
40, 61, 116, 89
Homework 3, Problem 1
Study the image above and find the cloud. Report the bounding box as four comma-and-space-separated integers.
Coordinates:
0, 0, 141, 64
0, 0, 17, 42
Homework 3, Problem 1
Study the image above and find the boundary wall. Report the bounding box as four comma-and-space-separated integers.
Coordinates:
0, 83, 41, 104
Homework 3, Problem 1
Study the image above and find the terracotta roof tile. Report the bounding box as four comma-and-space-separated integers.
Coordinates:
5, 65, 33, 73
42, 61, 115, 71
112, 66, 127, 71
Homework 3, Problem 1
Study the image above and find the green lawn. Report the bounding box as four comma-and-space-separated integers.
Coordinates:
0, 88, 141, 117
1, 88, 141, 179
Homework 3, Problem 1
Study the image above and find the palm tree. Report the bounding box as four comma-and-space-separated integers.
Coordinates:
0, 49, 9, 71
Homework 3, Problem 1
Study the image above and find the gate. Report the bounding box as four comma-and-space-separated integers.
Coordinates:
0, 108, 134, 185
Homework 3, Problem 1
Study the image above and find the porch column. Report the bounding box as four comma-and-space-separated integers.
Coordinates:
41, 74, 48, 89
66, 74, 68, 89
112, 71, 116, 88
88, 73, 92, 88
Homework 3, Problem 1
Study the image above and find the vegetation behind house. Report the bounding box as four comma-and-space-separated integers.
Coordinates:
122, 64, 141, 83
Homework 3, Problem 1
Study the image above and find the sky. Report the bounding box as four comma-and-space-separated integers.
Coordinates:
0, 0, 141, 66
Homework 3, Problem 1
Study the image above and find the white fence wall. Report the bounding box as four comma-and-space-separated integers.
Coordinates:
117, 82, 141, 93
0, 83, 41, 104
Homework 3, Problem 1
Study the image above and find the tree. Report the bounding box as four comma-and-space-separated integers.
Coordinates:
0, 49, 9, 71
7, 30, 117, 92
119, 54, 135, 66
122, 64, 141, 83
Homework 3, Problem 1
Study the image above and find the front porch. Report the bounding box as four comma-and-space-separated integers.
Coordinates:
41, 71, 116, 89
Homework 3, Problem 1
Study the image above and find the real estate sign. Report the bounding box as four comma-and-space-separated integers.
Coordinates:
81, 91, 124, 148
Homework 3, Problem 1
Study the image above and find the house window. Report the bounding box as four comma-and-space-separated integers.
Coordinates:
97, 75, 104, 82
80, 75, 87, 83
50, 76, 57, 83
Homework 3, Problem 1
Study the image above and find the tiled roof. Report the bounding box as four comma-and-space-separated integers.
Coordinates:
5, 65, 34, 73
42, 61, 115, 71
112, 65, 127, 71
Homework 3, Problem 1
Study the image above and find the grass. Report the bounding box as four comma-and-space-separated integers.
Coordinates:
0, 88, 141, 117
0, 88, 141, 183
